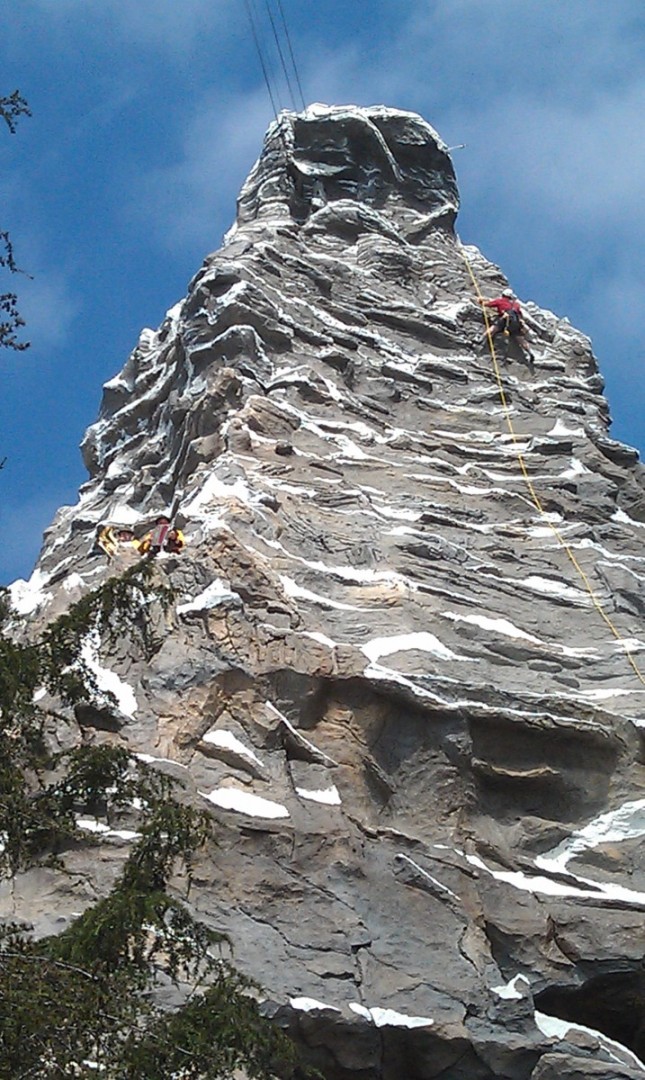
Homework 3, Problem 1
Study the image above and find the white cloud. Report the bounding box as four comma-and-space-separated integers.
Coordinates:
400, 0, 645, 104
18, 270, 79, 351
127, 87, 275, 250
453, 85, 645, 230
10, 0, 239, 54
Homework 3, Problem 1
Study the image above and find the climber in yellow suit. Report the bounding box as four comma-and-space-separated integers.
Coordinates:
96, 524, 118, 561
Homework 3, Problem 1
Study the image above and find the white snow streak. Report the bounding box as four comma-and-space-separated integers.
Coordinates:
62, 573, 85, 592
135, 753, 188, 769
395, 854, 459, 901
349, 1003, 434, 1028
547, 419, 585, 438
265, 701, 339, 766
613, 508, 645, 530
289, 997, 340, 1013
442, 610, 595, 658
362, 632, 470, 664
442, 611, 542, 645
199, 787, 289, 819
76, 818, 140, 842
519, 575, 590, 605
535, 1011, 645, 1072
8, 569, 52, 615
466, 851, 645, 906
536, 799, 645, 876
491, 974, 530, 1001
177, 578, 240, 613
201, 730, 264, 768
81, 631, 138, 718
183, 471, 252, 516
295, 785, 341, 806
279, 575, 361, 611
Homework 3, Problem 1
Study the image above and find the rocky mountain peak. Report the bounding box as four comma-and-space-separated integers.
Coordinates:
235, 103, 458, 232
7, 105, 645, 1079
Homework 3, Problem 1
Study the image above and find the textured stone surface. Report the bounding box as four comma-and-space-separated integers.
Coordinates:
7, 104, 645, 1078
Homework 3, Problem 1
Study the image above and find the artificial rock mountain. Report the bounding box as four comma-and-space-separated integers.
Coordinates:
7, 105, 645, 1079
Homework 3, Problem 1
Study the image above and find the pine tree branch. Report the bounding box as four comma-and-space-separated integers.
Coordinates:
0, 91, 31, 135
0, 950, 97, 982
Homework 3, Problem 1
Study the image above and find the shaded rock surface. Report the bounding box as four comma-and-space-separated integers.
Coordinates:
7, 104, 645, 1079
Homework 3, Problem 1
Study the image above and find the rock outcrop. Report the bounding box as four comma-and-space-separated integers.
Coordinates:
7, 105, 645, 1079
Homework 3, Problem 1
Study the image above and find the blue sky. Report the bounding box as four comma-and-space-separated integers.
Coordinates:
1, 0, 644, 584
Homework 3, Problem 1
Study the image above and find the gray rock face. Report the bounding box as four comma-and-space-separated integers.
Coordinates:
8, 104, 645, 1079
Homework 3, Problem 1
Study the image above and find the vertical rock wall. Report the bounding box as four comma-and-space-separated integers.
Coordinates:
7, 105, 645, 1080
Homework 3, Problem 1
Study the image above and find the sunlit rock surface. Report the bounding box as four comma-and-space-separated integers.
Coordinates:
7, 105, 645, 1079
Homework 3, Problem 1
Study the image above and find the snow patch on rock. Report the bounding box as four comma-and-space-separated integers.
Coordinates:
202, 730, 264, 769
199, 787, 289, 819
8, 569, 52, 615
349, 1003, 434, 1028
81, 631, 138, 718
295, 785, 341, 806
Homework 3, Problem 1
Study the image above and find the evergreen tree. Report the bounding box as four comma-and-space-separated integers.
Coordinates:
0, 565, 296, 1078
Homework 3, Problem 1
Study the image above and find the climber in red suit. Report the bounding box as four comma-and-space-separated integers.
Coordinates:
479, 289, 534, 364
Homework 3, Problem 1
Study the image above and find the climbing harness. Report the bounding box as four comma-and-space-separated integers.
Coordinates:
460, 243, 645, 687
502, 311, 520, 336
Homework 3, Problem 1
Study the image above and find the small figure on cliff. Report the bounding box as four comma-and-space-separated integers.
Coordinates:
95, 523, 118, 561
138, 517, 186, 557
138, 516, 169, 556
164, 527, 186, 554
115, 528, 146, 560
116, 528, 137, 546
149, 515, 171, 555
479, 289, 534, 364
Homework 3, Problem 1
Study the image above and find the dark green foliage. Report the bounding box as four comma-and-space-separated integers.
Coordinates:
0, 564, 174, 872
0, 90, 31, 134
0, 288, 28, 352
123, 970, 293, 1080
0, 80, 294, 1077
0, 568, 297, 1079
0, 589, 10, 626
40, 561, 172, 709
2, 561, 170, 722
1, 92, 31, 353
0, 764, 293, 1079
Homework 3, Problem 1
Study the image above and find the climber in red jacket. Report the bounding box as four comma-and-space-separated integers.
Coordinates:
479, 289, 534, 363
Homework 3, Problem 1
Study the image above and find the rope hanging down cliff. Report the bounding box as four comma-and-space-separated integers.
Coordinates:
459, 243, 645, 688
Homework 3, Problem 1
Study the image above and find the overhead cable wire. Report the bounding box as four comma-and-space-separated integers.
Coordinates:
275, 0, 307, 111
250, 0, 286, 112
244, 0, 296, 162
243, 0, 282, 120
264, 0, 298, 112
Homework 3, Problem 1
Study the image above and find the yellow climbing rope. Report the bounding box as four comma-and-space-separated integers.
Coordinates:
459, 243, 645, 687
